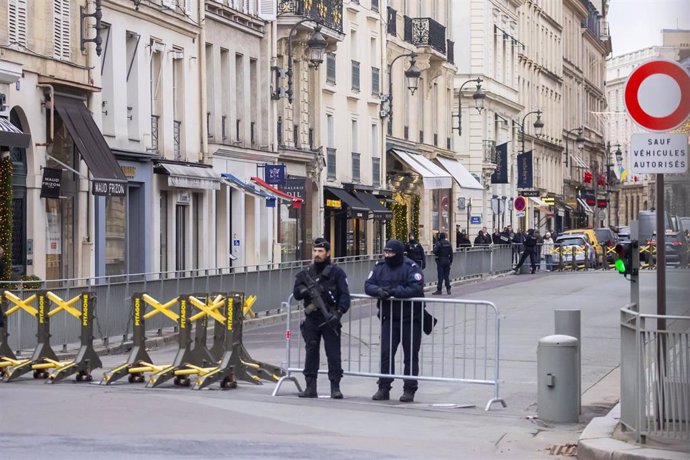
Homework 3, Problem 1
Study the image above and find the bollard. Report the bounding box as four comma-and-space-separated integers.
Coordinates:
555, 310, 581, 413
537, 335, 579, 423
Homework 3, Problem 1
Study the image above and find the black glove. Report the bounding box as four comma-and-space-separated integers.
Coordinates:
327, 310, 343, 326
377, 288, 391, 300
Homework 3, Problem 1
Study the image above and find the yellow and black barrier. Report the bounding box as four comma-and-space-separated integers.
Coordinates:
2, 291, 101, 383
639, 244, 656, 269
194, 292, 283, 390
101, 293, 179, 385
0, 293, 33, 377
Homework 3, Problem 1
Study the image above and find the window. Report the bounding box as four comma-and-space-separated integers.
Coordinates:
327, 114, 335, 179
351, 119, 359, 153
8, 0, 28, 47
206, 44, 214, 138
235, 53, 244, 142
351, 60, 360, 91
352, 152, 361, 183
372, 157, 380, 187
371, 67, 380, 96
53, 0, 71, 60
326, 53, 336, 84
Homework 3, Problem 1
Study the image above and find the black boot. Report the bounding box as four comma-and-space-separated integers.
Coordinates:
399, 389, 415, 403
330, 381, 343, 399
372, 385, 391, 401
432, 290, 442, 295
298, 378, 317, 398
446, 287, 451, 295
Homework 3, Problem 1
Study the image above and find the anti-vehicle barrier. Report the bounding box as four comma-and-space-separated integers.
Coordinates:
1, 290, 101, 383
273, 293, 506, 411
101, 291, 282, 389
0, 247, 509, 354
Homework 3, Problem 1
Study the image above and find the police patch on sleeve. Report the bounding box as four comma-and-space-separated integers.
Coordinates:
414, 273, 423, 281
367, 271, 373, 279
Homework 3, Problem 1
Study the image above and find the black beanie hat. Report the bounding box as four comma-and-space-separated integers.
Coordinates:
383, 239, 405, 266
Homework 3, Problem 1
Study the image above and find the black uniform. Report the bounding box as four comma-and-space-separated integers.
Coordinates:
365, 241, 425, 393
404, 239, 426, 269
433, 236, 454, 293
514, 230, 538, 273
293, 261, 350, 383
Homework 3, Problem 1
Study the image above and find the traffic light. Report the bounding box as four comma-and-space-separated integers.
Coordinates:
614, 242, 637, 279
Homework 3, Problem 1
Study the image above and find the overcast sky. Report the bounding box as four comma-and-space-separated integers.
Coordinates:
608, 0, 690, 56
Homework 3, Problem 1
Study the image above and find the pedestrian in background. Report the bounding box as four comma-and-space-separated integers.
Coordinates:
293, 238, 350, 399
513, 229, 538, 274
365, 240, 425, 403
543, 232, 554, 271
404, 232, 426, 270
534, 230, 544, 272
492, 228, 502, 245
432, 232, 453, 295
457, 230, 472, 249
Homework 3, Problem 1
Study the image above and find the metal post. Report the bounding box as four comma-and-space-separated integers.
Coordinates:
555, 310, 581, 413
656, 174, 666, 331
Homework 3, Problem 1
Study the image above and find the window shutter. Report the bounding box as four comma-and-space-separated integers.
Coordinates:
61, 0, 71, 60
8, 0, 18, 44
16, 0, 27, 46
185, 0, 193, 16
257, 0, 276, 21
53, 0, 63, 59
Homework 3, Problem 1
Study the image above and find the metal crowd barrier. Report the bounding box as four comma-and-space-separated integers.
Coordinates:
273, 293, 506, 411
620, 304, 690, 443
0, 248, 510, 353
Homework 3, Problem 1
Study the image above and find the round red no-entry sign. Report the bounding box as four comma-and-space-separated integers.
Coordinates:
624, 59, 690, 132
514, 196, 526, 212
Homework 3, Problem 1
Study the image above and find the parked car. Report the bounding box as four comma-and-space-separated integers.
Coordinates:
553, 235, 595, 268
594, 228, 618, 264
651, 231, 689, 267
561, 229, 603, 268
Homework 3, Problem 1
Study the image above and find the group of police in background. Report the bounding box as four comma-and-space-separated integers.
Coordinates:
293, 236, 434, 403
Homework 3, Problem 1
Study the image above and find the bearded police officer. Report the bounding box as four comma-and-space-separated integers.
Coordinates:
293, 238, 350, 399
365, 239, 425, 403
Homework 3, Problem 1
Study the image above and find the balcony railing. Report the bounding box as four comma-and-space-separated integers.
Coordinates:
327, 147, 337, 180
405, 17, 446, 55
483, 140, 497, 164
372, 156, 380, 187
150, 115, 159, 152
387, 7, 396, 35
173, 120, 181, 160
278, 0, 344, 33
352, 152, 360, 183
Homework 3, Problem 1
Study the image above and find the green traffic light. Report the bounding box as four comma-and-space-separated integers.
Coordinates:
615, 259, 626, 273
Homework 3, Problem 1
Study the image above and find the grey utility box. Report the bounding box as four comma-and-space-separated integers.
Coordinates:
537, 334, 579, 423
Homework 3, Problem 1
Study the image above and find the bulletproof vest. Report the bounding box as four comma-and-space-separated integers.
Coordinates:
308, 263, 338, 306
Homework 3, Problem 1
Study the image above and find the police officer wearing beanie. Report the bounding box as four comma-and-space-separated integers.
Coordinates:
432, 232, 454, 295
365, 239, 425, 403
293, 238, 350, 399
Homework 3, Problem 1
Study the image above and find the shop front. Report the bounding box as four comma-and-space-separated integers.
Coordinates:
323, 186, 369, 258
350, 188, 392, 254
436, 157, 484, 244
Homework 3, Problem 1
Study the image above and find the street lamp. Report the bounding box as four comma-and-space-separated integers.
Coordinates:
513, 110, 544, 156
451, 77, 486, 135
564, 127, 584, 167
271, 19, 328, 104
379, 52, 422, 123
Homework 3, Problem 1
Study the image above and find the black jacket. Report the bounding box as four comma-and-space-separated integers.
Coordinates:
293, 262, 350, 319
523, 234, 537, 252
433, 239, 454, 265
404, 240, 426, 269
365, 257, 424, 322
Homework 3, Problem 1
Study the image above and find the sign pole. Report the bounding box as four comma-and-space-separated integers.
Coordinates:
656, 174, 666, 330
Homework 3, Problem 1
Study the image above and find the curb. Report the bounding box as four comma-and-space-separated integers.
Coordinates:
577, 404, 689, 460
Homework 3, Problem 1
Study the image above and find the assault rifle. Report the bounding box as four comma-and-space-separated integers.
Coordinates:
298, 269, 340, 336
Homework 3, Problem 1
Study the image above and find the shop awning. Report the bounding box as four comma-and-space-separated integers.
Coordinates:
351, 190, 392, 220
577, 198, 593, 215
155, 162, 221, 190
54, 95, 127, 196
436, 157, 484, 200
390, 149, 452, 190
250, 176, 303, 209
221, 173, 276, 206
0, 116, 30, 149
528, 196, 551, 208
324, 186, 369, 214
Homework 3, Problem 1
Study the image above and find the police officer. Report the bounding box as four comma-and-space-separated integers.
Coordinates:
513, 228, 538, 274
432, 232, 453, 295
365, 239, 424, 403
404, 232, 426, 270
293, 238, 350, 399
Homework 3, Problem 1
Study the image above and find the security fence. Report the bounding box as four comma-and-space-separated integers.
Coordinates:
1, 247, 509, 352
273, 293, 506, 411
620, 304, 690, 443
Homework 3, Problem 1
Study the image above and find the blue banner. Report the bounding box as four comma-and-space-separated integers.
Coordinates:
491, 142, 508, 184
517, 151, 533, 189
264, 164, 286, 186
